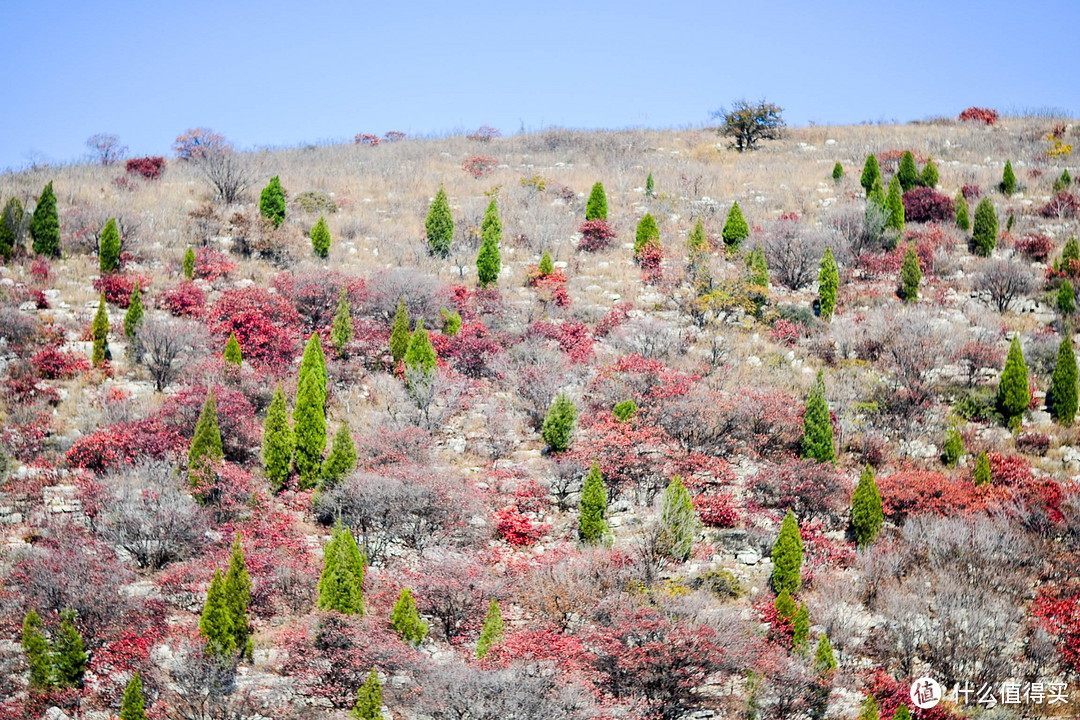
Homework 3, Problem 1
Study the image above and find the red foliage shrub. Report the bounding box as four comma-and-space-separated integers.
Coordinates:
93, 273, 150, 306
0, 410, 50, 462
124, 156, 166, 180
495, 506, 547, 546
902, 187, 954, 223
30, 259, 52, 283
749, 458, 848, 523
462, 155, 498, 178
354, 133, 380, 145
639, 241, 663, 284
1032, 589, 1080, 675
526, 267, 571, 308
877, 469, 1005, 522
2, 363, 60, 407
193, 246, 238, 281
467, 126, 501, 142
960, 183, 981, 201
1038, 191, 1080, 218
529, 320, 594, 363
594, 300, 632, 337
157, 384, 258, 462
431, 321, 502, 378
66, 417, 184, 473
958, 107, 999, 125
383, 131, 406, 142
207, 287, 301, 371
770, 318, 801, 346
578, 219, 616, 252
31, 346, 89, 379
1014, 233, 1055, 262
866, 670, 961, 720
694, 492, 738, 528
157, 280, 206, 317
271, 270, 366, 333
1016, 431, 1050, 455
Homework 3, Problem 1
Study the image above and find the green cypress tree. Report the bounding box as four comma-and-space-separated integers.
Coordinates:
900, 245, 921, 303
183, 245, 195, 279
802, 371, 835, 463
259, 176, 286, 227
53, 609, 86, 688
120, 672, 147, 720
831, 162, 844, 180
223, 331, 242, 367
31, 181, 60, 257
294, 360, 328, 490
612, 399, 637, 422
426, 187, 454, 258
299, 332, 328, 404
722, 201, 749, 249
578, 460, 608, 543
541, 392, 577, 452
850, 464, 883, 548
1048, 332, 1078, 425
262, 385, 294, 491
188, 388, 224, 489
860, 694, 879, 720
1064, 236, 1080, 269
942, 426, 964, 467
0, 197, 24, 261
860, 155, 881, 196
657, 476, 701, 561
645, 172, 655, 197
897, 151, 919, 192
792, 602, 810, 649
585, 182, 608, 221
817, 246, 838, 320
813, 634, 837, 672
476, 200, 502, 287
99, 217, 121, 274
771, 510, 803, 594
1000, 160, 1017, 195
440, 308, 462, 336
322, 424, 357, 488
687, 218, 707, 254
199, 569, 236, 656
892, 705, 911, 720
538, 251, 554, 276
973, 450, 992, 485
920, 157, 939, 188
774, 588, 797, 620
310, 215, 331, 258
22, 610, 52, 691
973, 197, 998, 256
404, 318, 437, 375
885, 176, 905, 231
997, 335, 1029, 428
224, 533, 251, 657
1059, 280, 1076, 315
634, 213, 659, 257
92, 294, 110, 366
955, 191, 970, 231
123, 283, 144, 339
748, 245, 769, 287
476, 599, 504, 659
331, 287, 353, 356
318, 524, 365, 615
390, 588, 428, 646
389, 299, 410, 363
352, 669, 383, 720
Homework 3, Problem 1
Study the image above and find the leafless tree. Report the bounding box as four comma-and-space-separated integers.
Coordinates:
138, 317, 205, 391
610, 316, 684, 360
420, 664, 593, 720
166, 640, 258, 720
192, 148, 253, 205
363, 267, 442, 323
86, 133, 127, 166
761, 219, 828, 290
491, 337, 574, 428
973, 258, 1037, 312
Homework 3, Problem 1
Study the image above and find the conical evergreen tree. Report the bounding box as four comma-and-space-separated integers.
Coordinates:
352, 669, 383, 720
53, 609, 86, 688
225, 533, 252, 657
585, 182, 608, 221
997, 335, 1028, 428
310, 215, 331, 258
860, 695, 879, 720
920, 157, 939, 188
317, 523, 365, 615
199, 569, 236, 656
634, 213, 659, 257
897, 151, 918, 192
818, 247, 838, 320
1049, 331, 1078, 425
1000, 160, 1017, 195
22, 610, 52, 691
183, 245, 195, 279
860, 155, 881, 197
259, 176, 286, 227
0, 197, 23, 261
299, 332, 328, 406
538, 251, 554, 276
850, 465, 883, 548
99, 217, 121, 273
942, 426, 964, 467
973, 450, 992, 486
389, 298, 410, 363
885, 176, 905, 231
686, 218, 707, 254
31, 181, 60, 257
124, 283, 144, 339
321, 424, 357, 488
802, 371, 835, 463
332, 287, 353, 356
391, 588, 428, 646
973, 197, 998, 256
476, 200, 502, 287
295, 380, 327, 490
188, 388, 224, 489
120, 672, 146, 720
262, 385, 294, 492
223, 332, 242, 367
748, 245, 769, 287
832, 162, 844, 180
425, 187, 454, 258
1058, 280, 1076, 315
404, 319, 437, 375
541, 392, 577, 452
476, 599, 504, 659
1065, 236, 1080, 268
92, 294, 110, 367
774, 588, 797, 621
645, 172, 655, 197
578, 460, 608, 544
813, 634, 837, 672
900, 245, 921, 303
771, 510, 803, 594
792, 603, 810, 649
441, 308, 461, 336
955, 191, 970, 231
722, 201, 749, 249
657, 476, 701, 561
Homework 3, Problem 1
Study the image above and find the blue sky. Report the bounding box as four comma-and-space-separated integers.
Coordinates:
3, 0, 1077, 171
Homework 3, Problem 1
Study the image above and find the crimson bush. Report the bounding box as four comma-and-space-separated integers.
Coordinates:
901, 187, 954, 223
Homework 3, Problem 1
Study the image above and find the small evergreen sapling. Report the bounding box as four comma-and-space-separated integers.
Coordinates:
1057, 280, 1076, 315
53, 609, 86, 688
578, 460, 608, 543
885, 176, 905, 231
92, 295, 110, 366
225, 533, 252, 658
634, 213, 659, 257
774, 588, 797, 621
860, 695, 879, 720
538, 251, 554, 276
183, 245, 195, 279
262, 385, 294, 491
294, 366, 328, 490
310, 215, 331, 258
22, 610, 52, 691
331, 288, 353, 356
318, 523, 365, 615
748, 245, 769, 287
542, 392, 577, 453
813, 634, 837, 672
440, 308, 462, 336
997, 335, 1028, 428
391, 588, 428, 646
832, 162, 844, 180
1000, 160, 1017, 195
1048, 331, 1078, 425
722, 201, 749, 249
259, 175, 286, 227
942, 427, 964, 466
860, 155, 881, 196
585, 182, 608, 221
802, 371, 835, 463
322, 424, 357, 488
31, 181, 60, 257
973, 450, 992, 485
476, 199, 502, 287
850, 464, 883, 547
223, 331, 242, 367
389, 299, 410, 363
657, 475, 701, 561
973, 197, 998, 256
817, 246, 838, 320
892, 706, 912, 720
404, 318, 437, 376
771, 510, 803, 594
899, 245, 921, 303
612, 399, 637, 421
99, 217, 121, 273
792, 603, 810, 649
353, 669, 383, 720
426, 187, 454, 258
476, 599, 504, 659
955, 190, 970, 231
920, 157, 939, 188
188, 388, 224, 489
0, 197, 23, 260
199, 569, 236, 656
123, 283, 144, 338
897, 151, 918, 192
120, 673, 147, 720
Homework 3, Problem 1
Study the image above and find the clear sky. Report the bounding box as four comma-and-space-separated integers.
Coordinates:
3, 0, 1078, 171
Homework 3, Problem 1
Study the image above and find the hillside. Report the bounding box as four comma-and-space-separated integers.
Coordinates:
1, 113, 1080, 720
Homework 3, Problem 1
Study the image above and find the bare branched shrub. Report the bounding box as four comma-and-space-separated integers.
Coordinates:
973, 258, 1036, 313
420, 664, 593, 720
139, 316, 206, 391
492, 338, 575, 428
363, 267, 442, 323
609, 316, 684, 360
191, 148, 253, 205
761, 219, 828, 290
